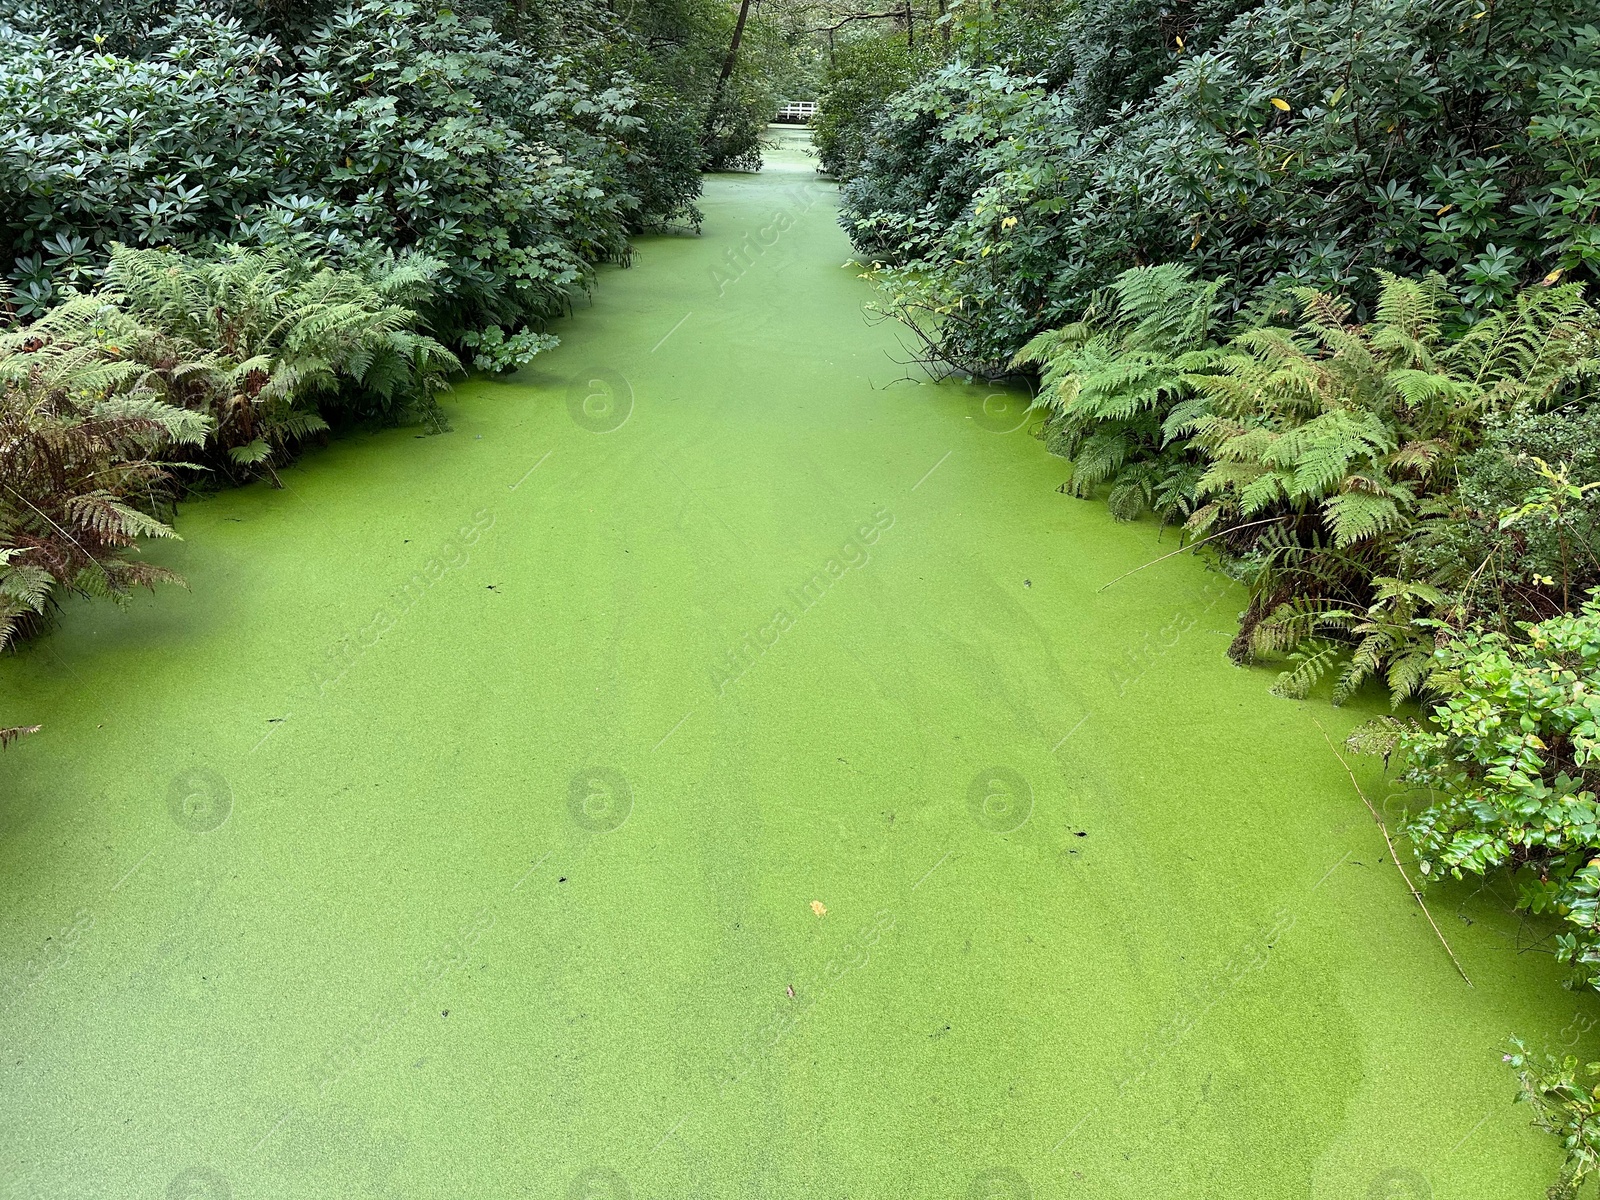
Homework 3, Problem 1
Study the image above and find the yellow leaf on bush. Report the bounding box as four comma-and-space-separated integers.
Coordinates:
1270, 98, 1291, 112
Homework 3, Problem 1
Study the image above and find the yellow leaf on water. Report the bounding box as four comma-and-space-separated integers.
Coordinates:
1270, 98, 1291, 112
810, 900, 827, 917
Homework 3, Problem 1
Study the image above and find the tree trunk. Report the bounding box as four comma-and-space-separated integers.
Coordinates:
702, 0, 755, 150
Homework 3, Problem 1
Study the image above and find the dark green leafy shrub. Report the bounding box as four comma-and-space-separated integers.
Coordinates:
20, 0, 712, 233
1530, 35, 1600, 283
1035, 0, 1259, 126
845, 1, 1600, 374
702, 87, 767, 172
0, 0, 660, 344
813, 34, 933, 179
1414, 406, 1600, 628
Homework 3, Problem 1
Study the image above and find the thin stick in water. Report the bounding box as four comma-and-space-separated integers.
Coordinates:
1097, 517, 1284, 593
1316, 721, 1472, 988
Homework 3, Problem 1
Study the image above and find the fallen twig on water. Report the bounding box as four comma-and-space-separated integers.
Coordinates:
1316, 721, 1473, 988
1096, 518, 1285, 593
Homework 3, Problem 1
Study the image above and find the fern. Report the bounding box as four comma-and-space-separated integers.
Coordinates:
1017, 264, 1226, 522
1344, 715, 1412, 762
1449, 283, 1600, 406
1322, 492, 1405, 547
1178, 272, 1600, 703
1270, 638, 1343, 700
104, 244, 460, 478
0, 296, 209, 661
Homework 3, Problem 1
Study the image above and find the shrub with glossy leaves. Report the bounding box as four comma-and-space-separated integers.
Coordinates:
1400, 598, 1600, 990
0, 0, 660, 348
844, 2, 1600, 374
813, 34, 934, 179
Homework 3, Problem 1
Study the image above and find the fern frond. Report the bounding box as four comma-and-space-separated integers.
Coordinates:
1345, 715, 1412, 760
1322, 491, 1403, 546
1270, 638, 1342, 700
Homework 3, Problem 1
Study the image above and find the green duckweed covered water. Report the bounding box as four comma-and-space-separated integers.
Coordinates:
1, 128, 1592, 1198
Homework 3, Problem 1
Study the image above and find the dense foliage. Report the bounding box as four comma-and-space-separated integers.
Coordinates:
812, 34, 931, 177
0, 242, 454, 666
838, 0, 1600, 373
1394, 601, 1600, 988
0, 0, 664, 344
627, 0, 809, 174
1020, 268, 1600, 704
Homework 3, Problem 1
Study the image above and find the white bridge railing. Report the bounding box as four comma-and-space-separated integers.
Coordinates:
773, 101, 818, 124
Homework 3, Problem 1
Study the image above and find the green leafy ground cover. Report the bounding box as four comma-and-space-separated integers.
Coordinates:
0, 131, 1588, 1198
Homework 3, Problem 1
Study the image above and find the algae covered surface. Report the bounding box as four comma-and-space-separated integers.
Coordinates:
0, 130, 1591, 1198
